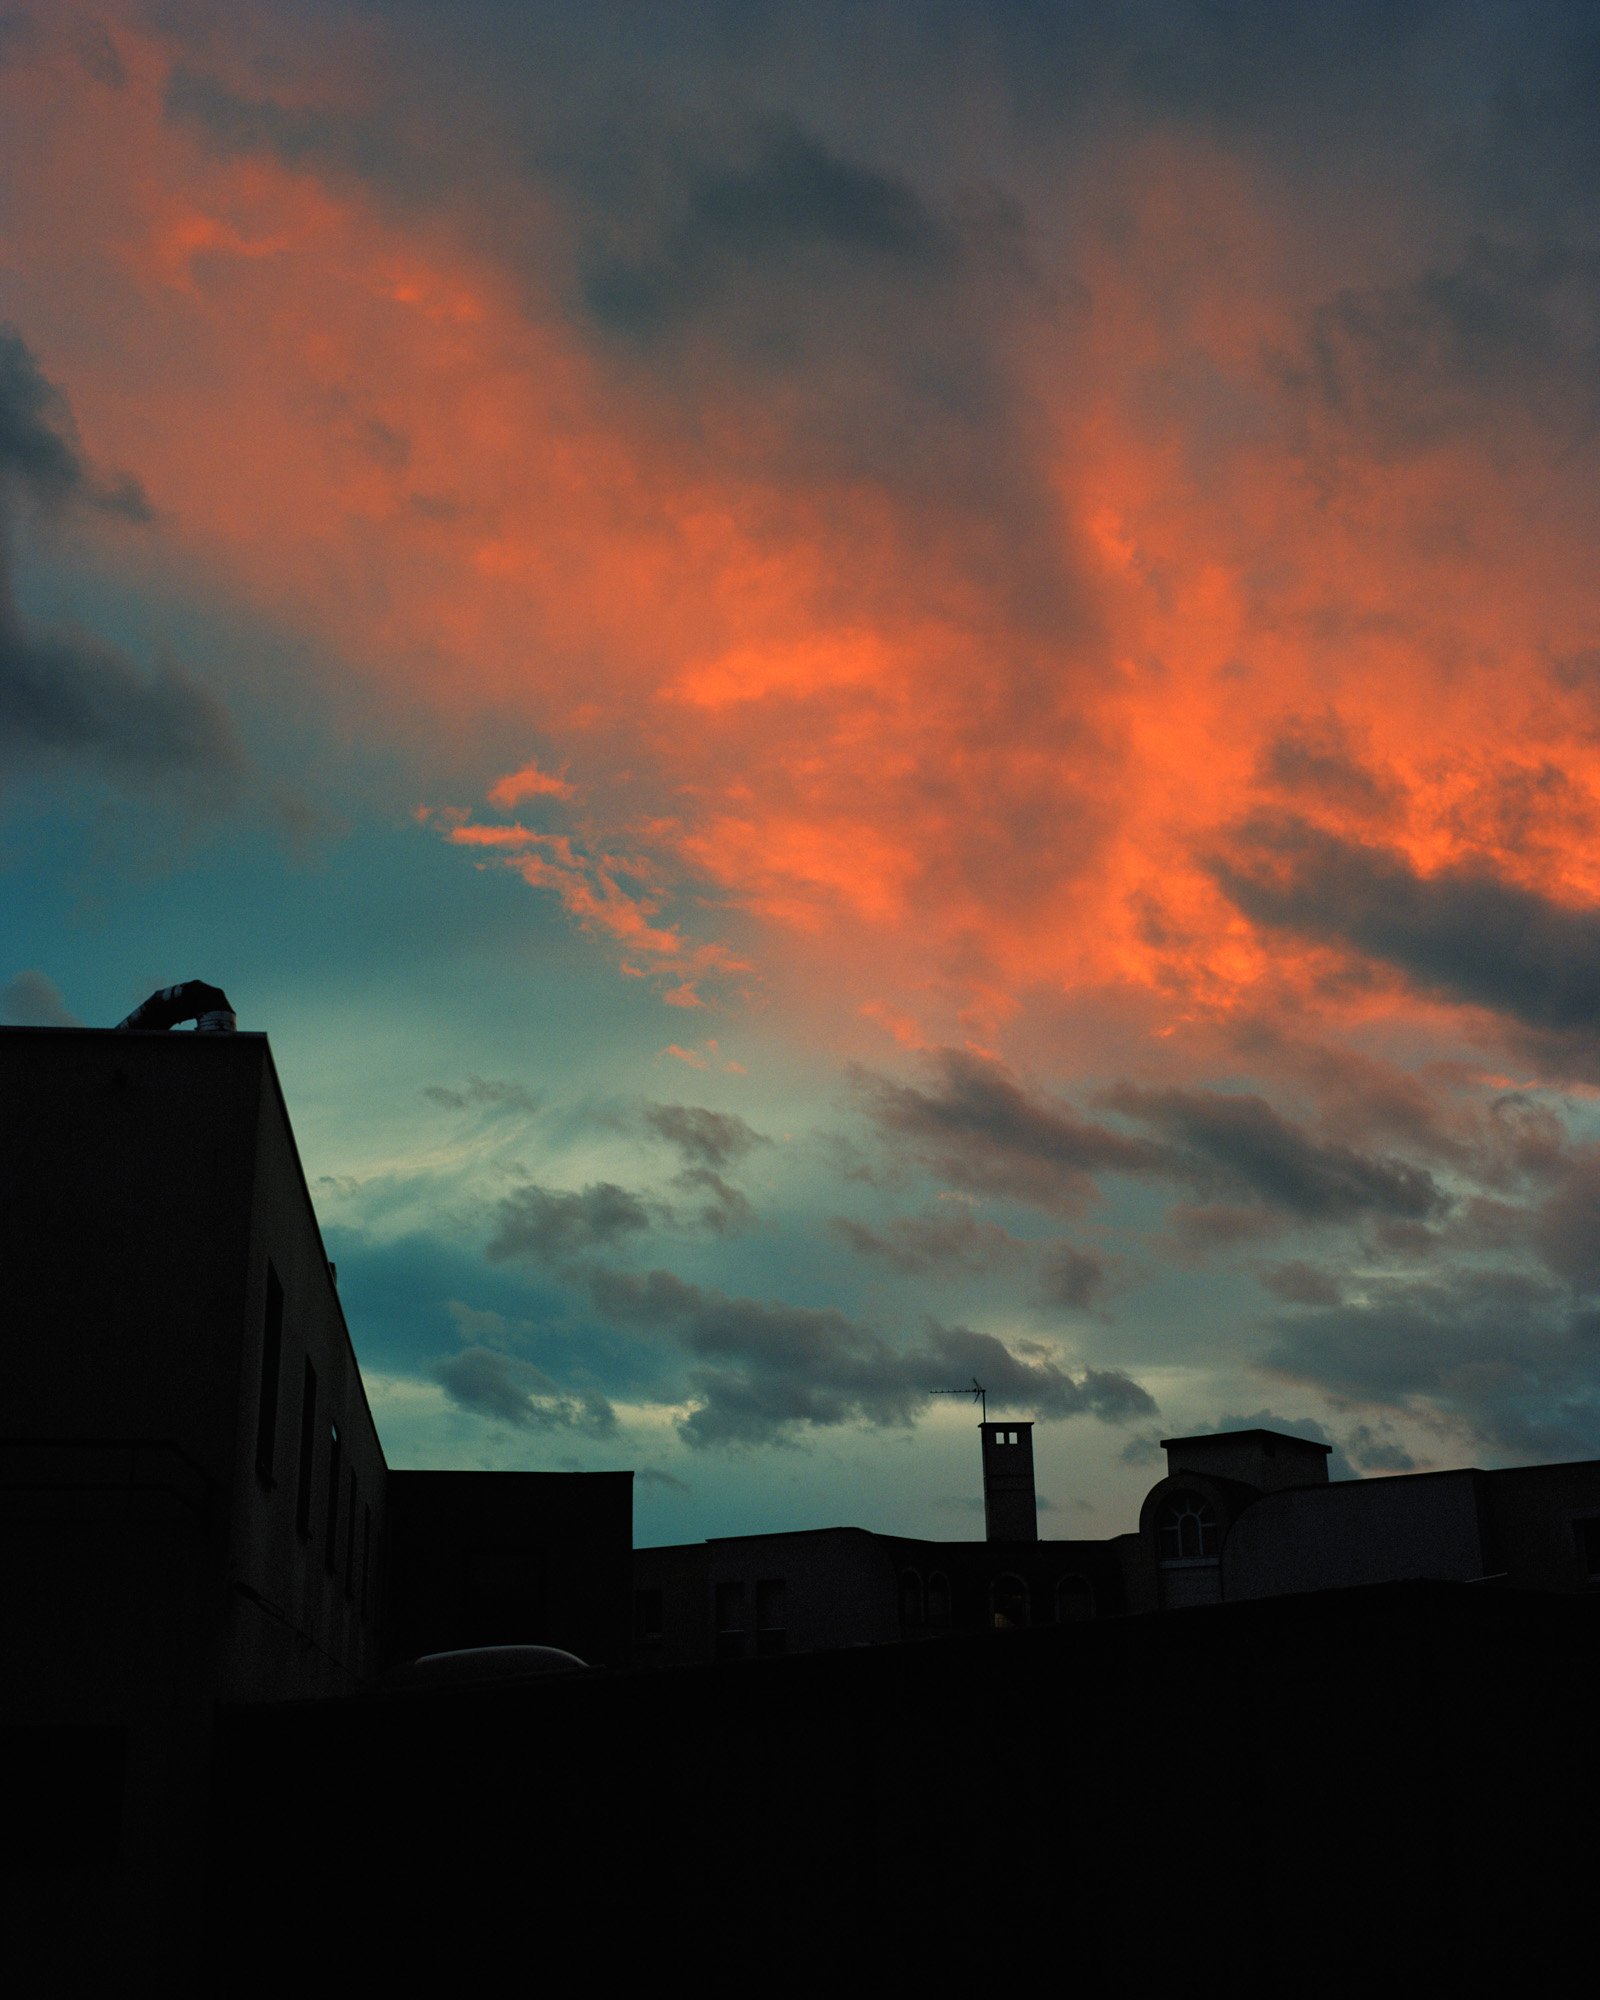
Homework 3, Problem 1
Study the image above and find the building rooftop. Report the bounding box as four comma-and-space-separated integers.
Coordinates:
1160, 1427, 1332, 1454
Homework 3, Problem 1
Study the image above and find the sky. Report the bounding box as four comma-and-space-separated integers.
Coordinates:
6, 0, 1600, 1546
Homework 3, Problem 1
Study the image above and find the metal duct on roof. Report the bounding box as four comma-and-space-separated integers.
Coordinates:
115, 982, 237, 1033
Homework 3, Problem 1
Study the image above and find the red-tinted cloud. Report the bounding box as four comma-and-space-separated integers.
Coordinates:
8, 2, 1600, 1077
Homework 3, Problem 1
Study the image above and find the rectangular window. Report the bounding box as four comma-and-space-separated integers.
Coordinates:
325, 1424, 342, 1573
755, 1577, 787, 1657
255, 1264, 284, 1485
295, 1360, 318, 1539
635, 1587, 664, 1641
714, 1580, 746, 1661
344, 1469, 358, 1598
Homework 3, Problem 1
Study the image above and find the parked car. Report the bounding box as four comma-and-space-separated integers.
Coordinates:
379, 1644, 590, 1692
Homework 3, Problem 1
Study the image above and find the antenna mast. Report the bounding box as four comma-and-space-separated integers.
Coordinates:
931, 1376, 987, 1425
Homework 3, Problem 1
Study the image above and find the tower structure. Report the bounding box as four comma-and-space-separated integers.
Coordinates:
980, 1421, 1038, 1542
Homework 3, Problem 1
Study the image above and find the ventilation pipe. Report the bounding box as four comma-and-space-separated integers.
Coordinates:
115, 981, 237, 1033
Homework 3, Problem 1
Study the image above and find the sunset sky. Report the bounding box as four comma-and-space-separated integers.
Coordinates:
7, 1, 1600, 1545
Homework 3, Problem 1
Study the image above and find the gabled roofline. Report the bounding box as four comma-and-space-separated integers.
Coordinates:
1161, 1427, 1332, 1454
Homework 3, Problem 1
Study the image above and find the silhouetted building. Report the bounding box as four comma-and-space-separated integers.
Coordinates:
635, 1421, 1600, 1664
0, 1025, 632, 1963
211, 1575, 1599, 1990
1126, 1426, 1600, 1609
2, 1026, 389, 1951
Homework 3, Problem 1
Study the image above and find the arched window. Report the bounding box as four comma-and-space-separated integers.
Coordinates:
989, 1572, 1031, 1631
1054, 1575, 1094, 1623
1157, 1492, 1219, 1561
926, 1572, 951, 1632
898, 1568, 925, 1633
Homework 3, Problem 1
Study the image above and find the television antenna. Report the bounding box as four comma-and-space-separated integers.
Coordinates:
931, 1377, 987, 1425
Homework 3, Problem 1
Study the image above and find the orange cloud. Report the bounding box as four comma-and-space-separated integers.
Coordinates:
14, 5, 1600, 1079
487, 760, 574, 807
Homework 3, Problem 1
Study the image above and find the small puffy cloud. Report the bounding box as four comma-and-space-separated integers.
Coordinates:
432, 1345, 617, 1435
1255, 712, 1405, 825
578, 121, 957, 347
1257, 1260, 1345, 1308
0, 611, 241, 796
1038, 1244, 1108, 1310
488, 1181, 655, 1265
487, 759, 573, 807
854, 1048, 1167, 1212
1, 969, 80, 1027
1108, 1083, 1444, 1224
643, 1102, 769, 1169
676, 1165, 757, 1237
423, 1075, 539, 1115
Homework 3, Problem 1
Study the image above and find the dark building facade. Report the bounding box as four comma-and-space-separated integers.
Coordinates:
0, 1025, 632, 1958
384, 1469, 633, 1672
636, 1422, 1600, 1666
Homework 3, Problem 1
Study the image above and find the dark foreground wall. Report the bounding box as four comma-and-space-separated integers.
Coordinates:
382, 1469, 634, 1671
206, 1580, 1598, 1985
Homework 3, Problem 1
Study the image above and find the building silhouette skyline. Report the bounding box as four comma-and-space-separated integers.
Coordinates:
5, 1021, 1597, 1981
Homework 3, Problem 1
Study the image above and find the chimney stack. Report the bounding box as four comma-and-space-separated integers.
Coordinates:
980, 1421, 1037, 1542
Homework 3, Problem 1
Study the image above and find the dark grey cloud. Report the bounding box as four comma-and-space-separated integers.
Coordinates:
71, 18, 126, 90
1165, 1201, 1289, 1257
1213, 815, 1600, 1058
830, 1210, 1024, 1276
1256, 713, 1405, 824
0, 325, 151, 518
0, 326, 88, 505
863, 1049, 1446, 1232
1257, 1260, 1345, 1308
162, 63, 436, 206
588, 1265, 1154, 1449
676, 1166, 756, 1238
1343, 1422, 1418, 1474
924, 1320, 1156, 1425
643, 1102, 769, 1169
433, 1345, 617, 1434
1106, 1082, 1444, 1223
1038, 1243, 1108, 1311
1532, 1152, 1600, 1292
1263, 1267, 1600, 1461
1301, 236, 1600, 455
577, 123, 956, 345
0, 601, 244, 793
487, 1181, 655, 1264
854, 1049, 1167, 1212
422, 1075, 539, 1115
0, 326, 239, 795
1231, 1027, 1471, 1164
1, 969, 80, 1027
